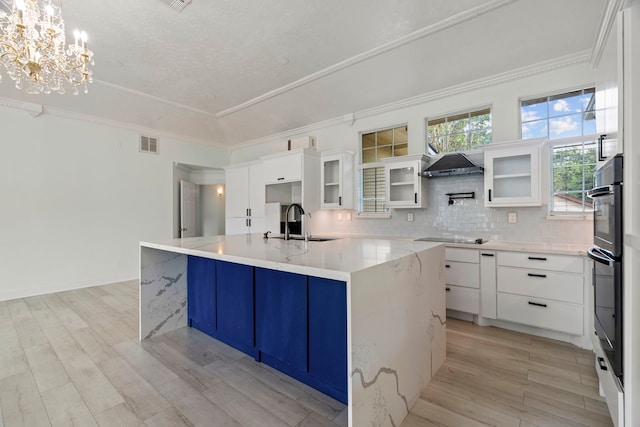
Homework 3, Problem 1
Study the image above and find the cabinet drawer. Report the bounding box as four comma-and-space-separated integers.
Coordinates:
446, 248, 479, 264
446, 285, 479, 314
497, 293, 583, 335
446, 262, 480, 288
592, 340, 624, 427
497, 267, 583, 304
498, 251, 583, 273
263, 153, 302, 183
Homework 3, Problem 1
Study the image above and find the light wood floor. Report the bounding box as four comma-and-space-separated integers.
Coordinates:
0, 280, 613, 427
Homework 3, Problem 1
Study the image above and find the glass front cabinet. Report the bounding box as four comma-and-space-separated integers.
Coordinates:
483, 141, 542, 207
383, 154, 429, 208
321, 151, 354, 209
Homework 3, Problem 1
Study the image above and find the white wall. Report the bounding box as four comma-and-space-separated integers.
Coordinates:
230, 61, 595, 245
0, 106, 229, 301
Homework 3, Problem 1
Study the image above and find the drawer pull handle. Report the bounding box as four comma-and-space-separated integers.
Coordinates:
528, 301, 547, 308
277, 177, 285, 181
446, 287, 451, 292
528, 256, 547, 261
597, 357, 608, 371
445, 264, 450, 268
481, 253, 494, 257
527, 273, 547, 278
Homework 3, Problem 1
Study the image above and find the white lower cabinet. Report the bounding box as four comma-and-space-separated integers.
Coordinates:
592, 332, 624, 427
445, 248, 480, 315
496, 251, 585, 336
497, 293, 583, 335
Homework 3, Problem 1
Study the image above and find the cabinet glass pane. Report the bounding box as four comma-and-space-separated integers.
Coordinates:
323, 159, 340, 184
493, 176, 532, 198
493, 154, 531, 176
324, 185, 339, 204
389, 166, 415, 202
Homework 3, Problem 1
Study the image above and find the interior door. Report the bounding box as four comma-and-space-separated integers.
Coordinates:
180, 180, 197, 238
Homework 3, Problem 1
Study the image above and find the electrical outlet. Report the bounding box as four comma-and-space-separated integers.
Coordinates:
337, 212, 343, 221
508, 212, 517, 224
407, 212, 414, 222
345, 212, 352, 221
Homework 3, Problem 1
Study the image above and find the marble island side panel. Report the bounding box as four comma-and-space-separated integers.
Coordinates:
139, 246, 188, 341
348, 244, 446, 427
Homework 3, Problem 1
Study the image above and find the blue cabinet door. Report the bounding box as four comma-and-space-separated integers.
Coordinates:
216, 261, 255, 356
187, 256, 217, 337
308, 277, 347, 403
255, 268, 308, 374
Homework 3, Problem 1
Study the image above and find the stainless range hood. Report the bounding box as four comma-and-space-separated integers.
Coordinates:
418, 153, 483, 178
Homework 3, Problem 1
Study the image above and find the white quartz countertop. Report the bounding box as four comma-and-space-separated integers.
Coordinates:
439, 240, 590, 256
141, 234, 443, 281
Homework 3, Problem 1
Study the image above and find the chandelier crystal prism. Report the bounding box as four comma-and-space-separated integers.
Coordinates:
0, 0, 94, 95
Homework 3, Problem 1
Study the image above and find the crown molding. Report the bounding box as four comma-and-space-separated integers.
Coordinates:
357, 50, 591, 119
591, 0, 625, 67
229, 115, 346, 152
229, 50, 591, 153
0, 96, 227, 150
216, 0, 517, 118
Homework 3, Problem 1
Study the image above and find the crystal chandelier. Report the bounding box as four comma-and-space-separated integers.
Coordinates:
0, 0, 94, 95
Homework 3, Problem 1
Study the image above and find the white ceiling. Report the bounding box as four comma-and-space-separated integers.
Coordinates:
0, 0, 606, 148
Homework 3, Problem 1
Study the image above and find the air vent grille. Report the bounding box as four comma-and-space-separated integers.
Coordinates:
159, 0, 192, 12
140, 135, 159, 154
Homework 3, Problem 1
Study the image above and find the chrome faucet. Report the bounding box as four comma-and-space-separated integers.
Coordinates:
284, 203, 305, 240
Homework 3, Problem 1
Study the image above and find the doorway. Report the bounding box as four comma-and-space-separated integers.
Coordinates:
173, 163, 225, 238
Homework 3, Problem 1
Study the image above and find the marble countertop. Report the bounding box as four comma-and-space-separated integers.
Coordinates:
141, 234, 443, 281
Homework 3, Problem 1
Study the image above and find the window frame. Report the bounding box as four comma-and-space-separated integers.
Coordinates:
357, 123, 408, 217
425, 106, 492, 155
546, 136, 596, 218
519, 87, 597, 217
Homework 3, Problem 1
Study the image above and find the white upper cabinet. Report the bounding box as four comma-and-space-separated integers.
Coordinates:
225, 162, 265, 218
484, 141, 542, 207
321, 151, 354, 209
261, 148, 321, 213
382, 154, 429, 208
263, 150, 303, 183
595, 11, 624, 167
224, 162, 265, 235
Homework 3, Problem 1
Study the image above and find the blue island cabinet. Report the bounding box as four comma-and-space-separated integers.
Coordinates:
187, 256, 217, 337
188, 258, 347, 404
187, 256, 255, 357
255, 268, 348, 404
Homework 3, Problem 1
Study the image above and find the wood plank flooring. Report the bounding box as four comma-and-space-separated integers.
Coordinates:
0, 280, 613, 427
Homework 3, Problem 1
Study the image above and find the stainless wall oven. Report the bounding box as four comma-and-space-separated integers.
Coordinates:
587, 154, 623, 383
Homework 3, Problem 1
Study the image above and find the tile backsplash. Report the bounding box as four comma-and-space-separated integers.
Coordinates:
319, 175, 592, 245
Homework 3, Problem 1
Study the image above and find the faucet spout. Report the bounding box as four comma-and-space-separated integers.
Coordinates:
284, 203, 305, 240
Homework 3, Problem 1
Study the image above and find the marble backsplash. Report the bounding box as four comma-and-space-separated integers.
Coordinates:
314, 174, 592, 245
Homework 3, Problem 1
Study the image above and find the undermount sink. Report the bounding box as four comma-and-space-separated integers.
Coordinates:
272, 236, 339, 242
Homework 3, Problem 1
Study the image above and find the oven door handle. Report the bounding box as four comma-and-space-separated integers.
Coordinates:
587, 185, 614, 198
587, 246, 615, 266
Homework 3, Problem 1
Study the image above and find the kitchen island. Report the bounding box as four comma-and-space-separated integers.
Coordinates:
139, 234, 446, 427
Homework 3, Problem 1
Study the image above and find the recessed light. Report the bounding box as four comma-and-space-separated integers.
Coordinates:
277, 56, 290, 65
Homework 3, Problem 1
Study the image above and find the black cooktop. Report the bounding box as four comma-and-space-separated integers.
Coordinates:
415, 237, 487, 244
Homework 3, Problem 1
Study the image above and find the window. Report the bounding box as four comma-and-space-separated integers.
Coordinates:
426, 108, 492, 154
358, 125, 408, 214
520, 88, 597, 214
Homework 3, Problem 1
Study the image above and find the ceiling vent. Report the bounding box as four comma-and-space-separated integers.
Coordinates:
140, 135, 159, 154
159, 0, 192, 12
